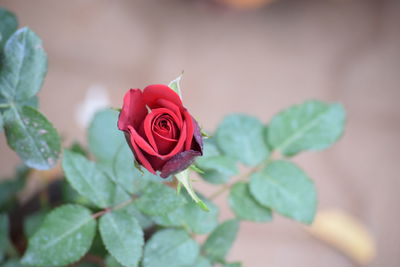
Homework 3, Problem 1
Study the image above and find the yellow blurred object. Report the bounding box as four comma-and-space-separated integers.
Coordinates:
217, 0, 275, 9
307, 209, 376, 265
33, 166, 62, 183
19, 166, 62, 203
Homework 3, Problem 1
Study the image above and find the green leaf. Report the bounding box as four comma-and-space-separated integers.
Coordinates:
196, 139, 238, 185
189, 256, 212, 267
202, 219, 239, 263
21, 95, 39, 109
1, 96, 39, 111
105, 255, 124, 267
0, 213, 9, 262
134, 181, 186, 216
189, 164, 204, 174
143, 229, 199, 267
175, 169, 209, 211
197, 138, 220, 158
99, 211, 144, 267
229, 182, 272, 222
249, 160, 317, 224
0, 28, 47, 104
62, 149, 117, 209
122, 203, 154, 230
0, 113, 3, 133
224, 263, 241, 267
0, 8, 18, 51
88, 109, 162, 194
268, 100, 345, 156
107, 143, 137, 193
110, 185, 132, 206
1, 259, 27, 267
152, 192, 219, 234
61, 180, 95, 208
88, 109, 125, 165
22, 204, 96, 267
87, 230, 107, 258
3, 106, 60, 170
109, 141, 160, 195
69, 141, 88, 157
62, 174, 127, 210
24, 211, 46, 238
197, 156, 237, 184
168, 73, 183, 99
215, 114, 269, 166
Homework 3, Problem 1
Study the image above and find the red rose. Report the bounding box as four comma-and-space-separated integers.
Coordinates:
117, 84, 203, 178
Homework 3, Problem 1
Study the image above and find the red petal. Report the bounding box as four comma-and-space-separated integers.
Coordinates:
160, 150, 201, 178
128, 123, 187, 160
144, 153, 166, 172
161, 122, 187, 158
125, 131, 156, 174
183, 110, 194, 150
118, 89, 147, 131
192, 117, 203, 154
153, 131, 178, 155
156, 98, 183, 126
142, 112, 159, 154
151, 108, 182, 129
128, 125, 159, 157
142, 108, 181, 153
143, 84, 183, 109
153, 115, 178, 140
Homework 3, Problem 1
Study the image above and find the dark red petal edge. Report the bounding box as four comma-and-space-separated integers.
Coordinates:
123, 132, 156, 174
160, 150, 201, 178
192, 117, 203, 154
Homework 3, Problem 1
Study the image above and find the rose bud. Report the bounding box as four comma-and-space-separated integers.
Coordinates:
117, 84, 203, 178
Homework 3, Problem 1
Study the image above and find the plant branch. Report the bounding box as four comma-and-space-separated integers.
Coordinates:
91, 194, 138, 219
113, 196, 137, 211
0, 103, 10, 108
208, 151, 278, 200
92, 208, 111, 219
208, 168, 254, 200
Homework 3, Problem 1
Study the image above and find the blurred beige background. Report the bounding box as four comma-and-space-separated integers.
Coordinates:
0, 0, 399, 266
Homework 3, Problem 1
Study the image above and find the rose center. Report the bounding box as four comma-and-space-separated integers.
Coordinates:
159, 119, 169, 130
153, 114, 179, 140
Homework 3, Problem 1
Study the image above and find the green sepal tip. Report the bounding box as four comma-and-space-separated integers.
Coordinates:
175, 169, 209, 212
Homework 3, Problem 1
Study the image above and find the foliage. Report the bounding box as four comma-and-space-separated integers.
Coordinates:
0, 8, 346, 267
142, 229, 199, 267
22, 205, 96, 266
0, 10, 60, 170
99, 211, 143, 267
202, 219, 240, 263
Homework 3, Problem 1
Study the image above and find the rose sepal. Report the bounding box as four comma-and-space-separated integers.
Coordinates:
176, 181, 182, 195
200, 128, 210, 138
134, 160, 144, 174
189, 164, 204, 174
175, 169, 209, 212
168, 73, 183, 99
